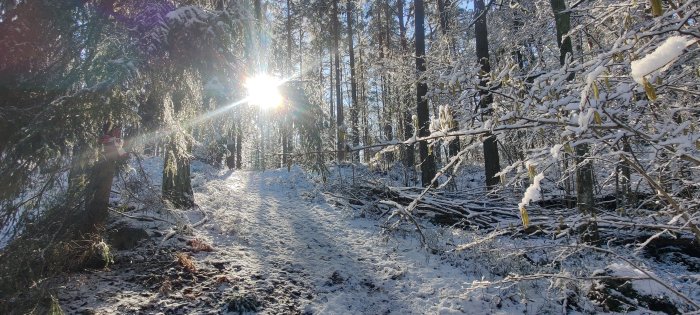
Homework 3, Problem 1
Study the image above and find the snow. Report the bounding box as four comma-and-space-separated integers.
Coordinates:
577, 107, 595, 134
51, 158, 699, 314
630, 36, 695, 84
55, 161, 496, 313
607, 263, 674, 298
165, 6, 209, 28
518, 173, 545, 210
193, 167, 483, 314
0, 222, 11, 249
586, 65, 606, 86
550, 144, 563, 159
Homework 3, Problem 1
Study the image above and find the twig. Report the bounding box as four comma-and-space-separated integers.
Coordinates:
191, 205, 208, 228
620, 155, 700, 244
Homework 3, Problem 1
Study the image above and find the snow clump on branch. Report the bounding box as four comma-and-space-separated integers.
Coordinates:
630, 36, 695, 85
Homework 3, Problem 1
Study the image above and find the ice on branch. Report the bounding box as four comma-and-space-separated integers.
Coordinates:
630, 36, 695, 85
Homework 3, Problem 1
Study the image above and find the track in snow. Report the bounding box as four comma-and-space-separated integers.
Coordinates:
196, 168, 486, 314
59, 166, 496, 314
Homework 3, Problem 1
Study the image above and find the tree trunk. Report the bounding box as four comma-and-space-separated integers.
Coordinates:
347, 0, 360, 162
575, 144, 594, 215
254, 0, 265, 170
235, 112, 243, 169
359, 41, 371, 163
80, 133, 118, 233
332, 0, 345, 162
437, 0, 454, 33
576, 143, 599, 241
415, 0, 436, 187
550, 0, 574, 80
397, 0, 415, 172
329, 51, 334, 121
620, 136, 633, 205
299, 28, 304, 80
252, 0, 263, 71
377, 3, 393, 165
550, 0, 596, 241
162, 134, 194, 209
381, 86, 394, 163
226, 129, 236, 169
283, 0, 293, 168
83, 157, 116, 233
475, 0, 501, 189
437, 0, 460, 159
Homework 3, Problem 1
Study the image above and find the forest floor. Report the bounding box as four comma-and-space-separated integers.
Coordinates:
53, 159, 699, 314
56, 163, 502, 314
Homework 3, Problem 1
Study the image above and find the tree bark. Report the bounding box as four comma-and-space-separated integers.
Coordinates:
235, 120, 242, 169
83, 157, 116, 233
254, 0, 265, 171
620, 136, 633, 205
397, 0, 414, 171
162, 134, 194, 209
226, 129, 236, 169
347, 0, 360, 162
576, 143, 599, 241
475, 0, 501, 189
283, 0, 293, 168
332, 0, 345, 162
377, 2, 393, 165
550, 0, 574, 80
329, 51, 334, 121
81, 133, 117, 233
253, 0, 262, 36
440, 0, 455, 32
358, 39, 371, 163
384, 1, 394, 165
415, 0, 437, 187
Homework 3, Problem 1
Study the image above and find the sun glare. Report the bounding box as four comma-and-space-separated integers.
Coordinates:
245, 74, 283, 110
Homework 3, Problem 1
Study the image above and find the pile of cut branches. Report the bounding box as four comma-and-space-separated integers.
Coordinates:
327, 179, 699, 247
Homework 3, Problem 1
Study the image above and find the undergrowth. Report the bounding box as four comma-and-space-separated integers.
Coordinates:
0, 203, 114, 314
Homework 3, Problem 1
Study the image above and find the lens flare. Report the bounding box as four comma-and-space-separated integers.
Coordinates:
245, 74, 282, 109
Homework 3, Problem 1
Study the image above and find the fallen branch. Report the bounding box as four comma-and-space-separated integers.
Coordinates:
109, 208, 175, 224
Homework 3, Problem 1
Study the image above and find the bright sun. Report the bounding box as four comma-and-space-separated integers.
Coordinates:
245, 74, 283, 110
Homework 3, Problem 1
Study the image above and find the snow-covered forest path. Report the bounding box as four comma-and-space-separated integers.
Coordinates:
59, 166, 493, 314
194, 168, 478, 314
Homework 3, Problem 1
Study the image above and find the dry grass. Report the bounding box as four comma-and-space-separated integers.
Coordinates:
176, 252, 197, 273
186, 239, 213, 253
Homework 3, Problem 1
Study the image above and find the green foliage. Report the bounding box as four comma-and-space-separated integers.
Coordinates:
0, 2, 250, 310
0, 211, 113, 313
0, 0, 249, 236
282, 81, 329, 175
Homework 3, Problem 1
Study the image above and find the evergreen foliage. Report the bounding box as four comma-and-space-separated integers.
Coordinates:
0, 0, 699, 310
